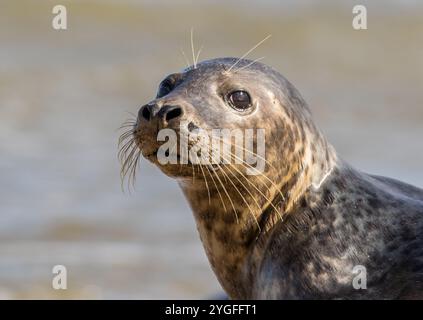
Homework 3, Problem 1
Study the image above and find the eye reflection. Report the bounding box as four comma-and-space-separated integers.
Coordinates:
228, 90, 252, 110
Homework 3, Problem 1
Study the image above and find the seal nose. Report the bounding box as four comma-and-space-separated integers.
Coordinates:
139, 103, 183, 124
158, 105, 183, 123
139, 103, 155, 121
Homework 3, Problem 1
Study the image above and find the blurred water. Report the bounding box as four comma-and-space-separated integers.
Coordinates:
0, 0, 422, 298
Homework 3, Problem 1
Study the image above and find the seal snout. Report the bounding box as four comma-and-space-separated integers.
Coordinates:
134, 101, 187, 165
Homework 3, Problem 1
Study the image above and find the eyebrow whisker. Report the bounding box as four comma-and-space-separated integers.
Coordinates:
234, 56, 265, 73
180, 47, 191, 69
190, 28, 197, 69
195, 45, 203, 67
227, 34, 271, 73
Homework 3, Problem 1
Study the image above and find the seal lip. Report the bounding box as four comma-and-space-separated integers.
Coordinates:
145, 150, 195, 167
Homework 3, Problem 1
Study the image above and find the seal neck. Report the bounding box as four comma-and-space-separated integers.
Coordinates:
179, 127, 338, 298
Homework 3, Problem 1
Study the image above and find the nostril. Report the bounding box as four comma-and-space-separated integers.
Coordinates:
165, 106, 183, 122
141, 106, 151, 121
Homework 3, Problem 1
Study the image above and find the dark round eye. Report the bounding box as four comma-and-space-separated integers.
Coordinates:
227, 90, 252, 110
157, 79, 173, 98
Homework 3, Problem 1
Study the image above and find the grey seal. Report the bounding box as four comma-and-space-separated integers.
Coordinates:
119, 57, 423, 299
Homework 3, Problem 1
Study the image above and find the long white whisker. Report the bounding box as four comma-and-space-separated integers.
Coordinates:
190, 28, 196, 69
195, 45, 203, 67
198, 164, 211, 205
226, 146, 285, 203
227, 34, 271, 72
203, 159, 228, 212
234, 56, 265, 73
216, 161, 260, 231
217, 134, 277, 171
180, 47, 190, 69
212, 165, 239, 224
219, 152, 284, 222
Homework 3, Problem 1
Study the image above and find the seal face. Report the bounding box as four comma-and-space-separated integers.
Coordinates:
120, 57, 423, 299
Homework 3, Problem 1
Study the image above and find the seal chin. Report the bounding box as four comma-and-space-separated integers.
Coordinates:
143, 150, 158, 161
141, 148, 195, 178
157, 163, 195, 178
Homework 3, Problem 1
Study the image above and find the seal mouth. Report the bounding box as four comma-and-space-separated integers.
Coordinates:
144, 148, 225, 175
144, 150, 158, 159
144, 149, 192, 165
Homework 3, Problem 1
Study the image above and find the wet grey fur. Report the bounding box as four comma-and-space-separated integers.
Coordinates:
254, 165, 423, 299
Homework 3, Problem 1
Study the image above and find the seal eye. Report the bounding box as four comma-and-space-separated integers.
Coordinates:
157, 79, 173, 98
228, 90, 252, 111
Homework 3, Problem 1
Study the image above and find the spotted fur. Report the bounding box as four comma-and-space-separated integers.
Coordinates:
131, 58, 423, 299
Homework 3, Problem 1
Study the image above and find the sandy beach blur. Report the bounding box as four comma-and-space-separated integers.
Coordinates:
0, 0, 422, 298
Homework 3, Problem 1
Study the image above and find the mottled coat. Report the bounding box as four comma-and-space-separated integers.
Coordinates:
131, 58, 423, 299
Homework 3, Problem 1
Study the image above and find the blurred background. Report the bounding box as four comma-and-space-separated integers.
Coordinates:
0, 0, 422, 299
